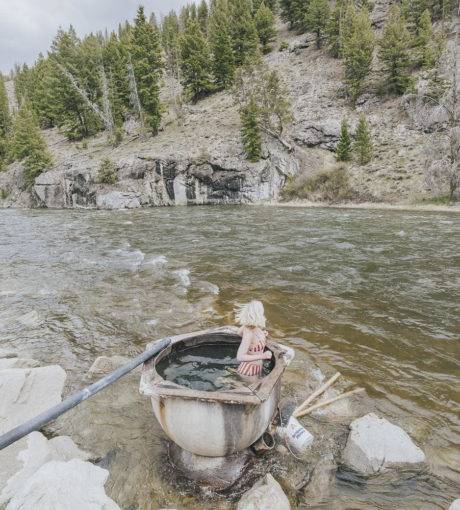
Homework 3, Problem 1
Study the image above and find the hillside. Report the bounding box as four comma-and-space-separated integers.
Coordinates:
0, 8, 458, 209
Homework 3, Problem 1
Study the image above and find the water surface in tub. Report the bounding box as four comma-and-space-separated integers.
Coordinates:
156, 342, 272, 391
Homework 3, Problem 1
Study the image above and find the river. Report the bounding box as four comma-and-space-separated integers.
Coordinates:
0, 206, 459, 509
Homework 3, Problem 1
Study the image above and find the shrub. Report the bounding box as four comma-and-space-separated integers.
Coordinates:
279, 41, 289, 52
282, 164, 354, 203
0, 187, 9, 199
97, 158, 117, 184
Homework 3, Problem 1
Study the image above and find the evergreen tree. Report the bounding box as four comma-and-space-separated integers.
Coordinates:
402, 0, 429, 32
0, 75, 10, 167
342, 8, 375, 103
415, 9, 444, 69
103, 32, 130, 128
209, 0, 236, 89
255, 2, 277, 53
180, 19, 215, 102
353, 114, 372, 164
48, 26, 102, 140
10, 104, 53, 184
326, 0, 344, 58
279, 0, 306, 29
336, 119, 352, 161
240, 96, 262, 161
229, 0, 260, 66
197, 0, 209, 32
162, 11, 182, 76
379, 5, 413, 95
130, 6, 163, 134
305, 0, 330, 49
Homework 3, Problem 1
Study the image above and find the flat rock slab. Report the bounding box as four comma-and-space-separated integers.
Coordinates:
0, 358, 41, 370
5, 459, 120, 510
0, 366, 66, 492
450, 500, 460, 510
342, 413, 426, 476
237, 473, 291, 510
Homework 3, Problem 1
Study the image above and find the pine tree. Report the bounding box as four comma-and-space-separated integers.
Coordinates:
279, 0, 306, 29
353, 114, 372, 165
0, 75, 10, 167
336, 119, 352, 161
342, 8, 375, 104
229, 0, 260, 66
255, 2, 277, 53
379, 5, 413, 95
209, 0, 236, 89
402, 0, 429, 32
180, 19, 215, 102
305, 0, 330, 49
326, 0, 344, 58
415, 9, 444, 69
10, 104, 53, 184
197, 0, 209, 32
130, 6, 163, 134
162, 11, 182, 76
241, 96, 262, 162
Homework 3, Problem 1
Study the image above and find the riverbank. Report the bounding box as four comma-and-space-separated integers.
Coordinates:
261, 200, 460, 213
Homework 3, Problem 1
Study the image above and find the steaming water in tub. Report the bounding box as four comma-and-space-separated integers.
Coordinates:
156, 342, 272, 391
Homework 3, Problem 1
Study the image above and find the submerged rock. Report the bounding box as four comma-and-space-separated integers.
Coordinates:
0, 366, 66, 493
87, 355, 131, 377
303, 453, 336, 504
0, 358, 41, 370
5, 459, 120, 510
169, 442, 253, 490
342, 413, 426, 476
237, 473, 290, 510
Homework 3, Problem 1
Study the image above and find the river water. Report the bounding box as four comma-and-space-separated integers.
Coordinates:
0, 206, 459, 509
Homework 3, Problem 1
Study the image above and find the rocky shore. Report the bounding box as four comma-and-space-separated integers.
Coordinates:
1, 348, 457, 509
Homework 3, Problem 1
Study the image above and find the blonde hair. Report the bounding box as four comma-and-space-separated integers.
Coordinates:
235, 300, 266, 328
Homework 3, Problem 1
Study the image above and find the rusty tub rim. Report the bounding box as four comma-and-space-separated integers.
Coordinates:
139, 326, 288, 405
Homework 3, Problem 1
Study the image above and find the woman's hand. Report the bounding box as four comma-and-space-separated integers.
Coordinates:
263, 351, 272, 360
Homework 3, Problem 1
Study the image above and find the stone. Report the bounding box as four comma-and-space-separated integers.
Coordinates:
237, 473, 290, 510
0, 349, 17, 359
303, 453, 336, 504
87, 355, 130, 377
5, 459, 120, 510
449, 500, 460, 510
169, 442, 253, 490
0, 432, 93, 505
96, 191, 141, 210
0, 366, 67, 492
0, 358, 41, 370
342, 413, 426, 476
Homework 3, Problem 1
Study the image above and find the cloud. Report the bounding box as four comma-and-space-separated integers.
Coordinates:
0, 0, 187, 74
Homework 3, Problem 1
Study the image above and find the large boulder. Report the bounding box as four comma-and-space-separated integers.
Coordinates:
0, 366, 67, 492
449, 500, 460, 510
237, 473, 290, 510
96, 191, 141, 210
342, 413, 426, 476
0, 432, 93, 505
5, 459, 120, 510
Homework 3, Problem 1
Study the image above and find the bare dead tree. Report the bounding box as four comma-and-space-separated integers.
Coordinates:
126, 53, 145, 130
99, 65, 115, 139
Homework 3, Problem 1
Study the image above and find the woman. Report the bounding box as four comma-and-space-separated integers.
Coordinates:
235, 300, 272, 377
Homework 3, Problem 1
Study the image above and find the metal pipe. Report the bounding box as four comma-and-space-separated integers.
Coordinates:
0, 337, 171, 451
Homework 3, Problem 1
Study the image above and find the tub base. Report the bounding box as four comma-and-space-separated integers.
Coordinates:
168, 442, 254, 490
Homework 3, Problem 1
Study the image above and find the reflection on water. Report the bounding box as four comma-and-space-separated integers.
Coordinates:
0, 206, 459, 509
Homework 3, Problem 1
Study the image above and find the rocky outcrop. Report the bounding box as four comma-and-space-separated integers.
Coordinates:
5, 459, 120, 510
342, 413, 426, 476
237, 473, 291, 510
0, 365, 67, 493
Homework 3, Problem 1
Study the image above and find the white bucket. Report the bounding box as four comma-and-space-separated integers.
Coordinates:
276, 416, 314, 454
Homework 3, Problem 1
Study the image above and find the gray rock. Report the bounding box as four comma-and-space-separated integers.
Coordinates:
87, 355, 131, 377
293, 119, 342, 150
0, 432, 93, 505
449, 500, 460, 510
0, 350, 17, 359
96, 191, 141, 210
342, 413, 426, 476
303, 453, 336, 504
0, 366, 67, 492
237, 473, 290, 510
0, 358, 41, 370
5, 459, 120, 510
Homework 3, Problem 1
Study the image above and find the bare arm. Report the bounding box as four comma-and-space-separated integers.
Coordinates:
237, 329, 271, 362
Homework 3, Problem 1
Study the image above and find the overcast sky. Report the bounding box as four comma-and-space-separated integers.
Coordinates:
0, 0, 188, 74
